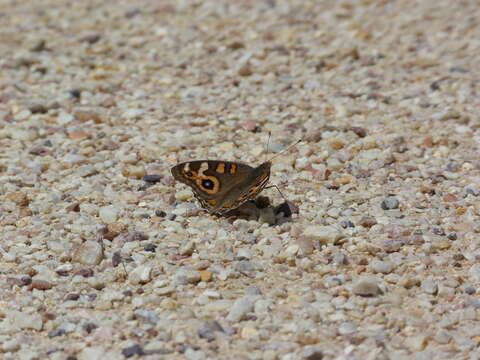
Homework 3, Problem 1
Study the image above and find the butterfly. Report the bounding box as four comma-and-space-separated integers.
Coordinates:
171, 160, 272, 215
171, 139, 301, 215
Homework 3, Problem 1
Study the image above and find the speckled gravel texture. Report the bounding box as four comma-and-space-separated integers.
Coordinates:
1, 0, 480, 359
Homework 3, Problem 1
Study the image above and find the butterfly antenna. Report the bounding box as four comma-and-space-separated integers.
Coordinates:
264, 132, 271, 162
267, 138, 302, 162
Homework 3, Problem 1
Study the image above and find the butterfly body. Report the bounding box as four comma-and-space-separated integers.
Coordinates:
171, 160, 271, 214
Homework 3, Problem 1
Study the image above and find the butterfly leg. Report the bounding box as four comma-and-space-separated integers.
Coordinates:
265, 183, 287, 201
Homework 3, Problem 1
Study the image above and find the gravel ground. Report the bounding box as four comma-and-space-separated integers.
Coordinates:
1, 0, 480, 359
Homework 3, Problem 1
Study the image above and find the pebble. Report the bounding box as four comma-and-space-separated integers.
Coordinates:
352, 276, 381, 296
338, 322, 357, 335
129, 265, 152, 284
381, 197, 400, 210
302, 225, 344, 245
422, 279, 439, 295
99, 205, 120, 224
197, 320, 224, 341
370, 260, 393, 274
226, 298, 254, 322
73, 241, 104, 265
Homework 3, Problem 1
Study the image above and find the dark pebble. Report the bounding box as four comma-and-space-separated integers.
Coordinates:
359, 216, 377, 228
446, 162, 460, 172
447, 232, 457, 241
69, 89, 82, 99
86, 293, 97, 301
143, 174, 162, 183
83, 322, 98, 334
340, 220, 355, 228
75, 268, 94, 278
65, 293, 80, 301
144, 244, 157, 252
430, 81, 440, 91
432, 227, 445, 236
48, 328, 66, 338
465, 286, 476, 295
274, 201, 299, 217
350, 126, 367, 138
466, 187, 480, 196
197, 320, 224, 342
122, 344, 144, 358
29, 103, 48, 114
381, 197, 399, 210
112, 251, 122, 267
155, 210, 167, 217
303, 348, 324, 360
80, 33, 101, 44
125, 8, 141, 18
6, 275, 32, 287
30, 39, 46, 52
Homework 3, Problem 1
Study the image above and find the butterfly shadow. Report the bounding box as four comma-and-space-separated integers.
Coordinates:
220, 196, 299, 226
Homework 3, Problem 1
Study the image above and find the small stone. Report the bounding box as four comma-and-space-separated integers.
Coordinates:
78, 165, 98, 177
74, 107, 105, 123
122, 165, 146, 179
359, 216, 377, 228
143, 174, 161, 183
370, 260, 393, 274
226, 298, 254, 322
6, 275, 32, 287
77, 346, 108, 360
6, 191, 29, 206
180, 241, 195, 256
405, 334, 428, 351
238, 63, 253, 76
30, 39, 46, 52
29, 279, 53, 291
174, 269, 201, 285
242, 120, 259, 132
73, 241, 104, 265
3, 311, 43, 331
144, 244, 157, 252
275, 201, 299, 218
80, 33, 101, 44
352, 276, 381, 296
155, 286, 175, 296
244, 286, 262, 296
129, 265, 152, 285
1, 338, 20, 352
99, 205, 119, 224
198, 270, 212, 282
421, 280, 438, 295
134, 309, 159, 324
338, 322, 357, 335
121, 344, 144, 358
350, 126, 367, 138
236, 248, 252, 260
198, 320, 224, 342
296, 236, 314, 255
302, 225, 344, 245
240, 326, 258, 338
175, 189, 192, 201
381, 197, 399, 210
302, 347, 324, 360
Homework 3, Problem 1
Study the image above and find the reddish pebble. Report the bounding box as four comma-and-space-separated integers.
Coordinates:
30, 279, 53, 291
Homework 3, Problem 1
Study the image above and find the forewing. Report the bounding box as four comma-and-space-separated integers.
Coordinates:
171, 160, 254, 212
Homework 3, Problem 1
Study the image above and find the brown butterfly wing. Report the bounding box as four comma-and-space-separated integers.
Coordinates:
171, 160, 255, 213
212, 161, 271, 214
